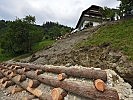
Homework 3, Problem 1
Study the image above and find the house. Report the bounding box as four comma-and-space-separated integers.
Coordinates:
76, 5, 103, 30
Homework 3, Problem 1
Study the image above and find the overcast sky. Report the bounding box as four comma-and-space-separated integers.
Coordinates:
0, 0, 120, 27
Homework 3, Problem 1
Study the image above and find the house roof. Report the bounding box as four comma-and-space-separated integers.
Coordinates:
76, 5, 103, 29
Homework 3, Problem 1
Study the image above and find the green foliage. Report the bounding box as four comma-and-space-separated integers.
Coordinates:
1, 17, 33, 54
101, 7, 116, 20
43, 22, 71, 39
0, 16, 71, 62
23, 15, 35, 24
78, 18, 133, 59
118, 0, 133, 16
32, 40, 55, 52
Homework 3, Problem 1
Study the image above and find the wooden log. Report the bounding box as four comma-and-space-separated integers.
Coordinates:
22, 95, 36, 100
11, 63, 107, 81
11, 85, 24, 94
17, 75, 26, 82
0, 77, 9, 84
3, 81, 15, 88
13, 65, 21, 70
5, 70, 12, 76
28, 79, 40, 88
10, 65, 16, 69
35, 69, 43, 75
9, 72, 17, 78
94, 79, 106, 92
0, 72, 4, 79
51, 88, 67, 100
58, 73, 67, 81
24, 71, 119, 100
26, 86, 52, 100
27, 86, 42, 97
1, 69, 8, 73
23, 67, 31, 72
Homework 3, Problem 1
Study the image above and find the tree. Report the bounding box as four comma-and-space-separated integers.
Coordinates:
1, 16, 36, 54
101, 7, 115, 20
118, 0, 133, 16
23, 15, 35, 24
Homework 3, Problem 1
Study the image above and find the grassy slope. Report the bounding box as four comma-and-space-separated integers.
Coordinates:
0, 39, 55, 62
78, 18, 133, 59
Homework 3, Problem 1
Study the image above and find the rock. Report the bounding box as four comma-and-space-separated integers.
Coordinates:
65, 63, 72, 67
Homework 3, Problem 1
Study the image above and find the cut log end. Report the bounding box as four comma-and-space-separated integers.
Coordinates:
3, 81, 15, 88
0, 77, 9, 84
28, 79, 40, 88
94, 79, 106, 92
9, 72, 16, 78
35, 69, 43, 75
27, 86, 42, 97
58, 73, 67, 81
17, 75, 26, 82
22, 95, 35, 100
51, 88, 67, 100
23, 67, 30, 72
11, 85, 23, 94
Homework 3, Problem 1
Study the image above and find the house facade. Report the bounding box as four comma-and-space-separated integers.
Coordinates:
76, 5, 103, 30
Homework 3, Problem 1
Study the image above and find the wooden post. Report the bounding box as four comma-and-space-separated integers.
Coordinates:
58, 73, 67, 81
28, 79, 40, 88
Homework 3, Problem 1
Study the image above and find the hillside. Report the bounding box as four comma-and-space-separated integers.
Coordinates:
0, 18, 132, 100
18, 18, 133, 87
0, 18, 71, 62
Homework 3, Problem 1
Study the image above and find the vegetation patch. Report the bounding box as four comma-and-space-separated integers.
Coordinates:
78, 18, 133, 60
32, 39, 55, 52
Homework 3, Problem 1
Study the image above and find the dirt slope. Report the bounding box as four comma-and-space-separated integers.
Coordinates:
20, 25, 101, 64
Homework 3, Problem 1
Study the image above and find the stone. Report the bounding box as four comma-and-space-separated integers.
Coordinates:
65, 63, 72, 67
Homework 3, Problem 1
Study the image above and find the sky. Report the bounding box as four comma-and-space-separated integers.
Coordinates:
0, 0, 120, 27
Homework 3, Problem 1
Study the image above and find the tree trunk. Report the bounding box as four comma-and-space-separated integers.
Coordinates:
8, 63, 107, 81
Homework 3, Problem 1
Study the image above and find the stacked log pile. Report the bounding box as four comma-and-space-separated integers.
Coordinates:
0, 62, 119, 100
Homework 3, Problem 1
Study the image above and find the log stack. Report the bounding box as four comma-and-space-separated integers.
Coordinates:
0, 62, 119, 100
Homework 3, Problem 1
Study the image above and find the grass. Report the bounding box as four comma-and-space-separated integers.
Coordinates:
32, 39, 55, 52
0, 52, 14, 62
78, 18, 133, 60
0, 39, 55, 62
